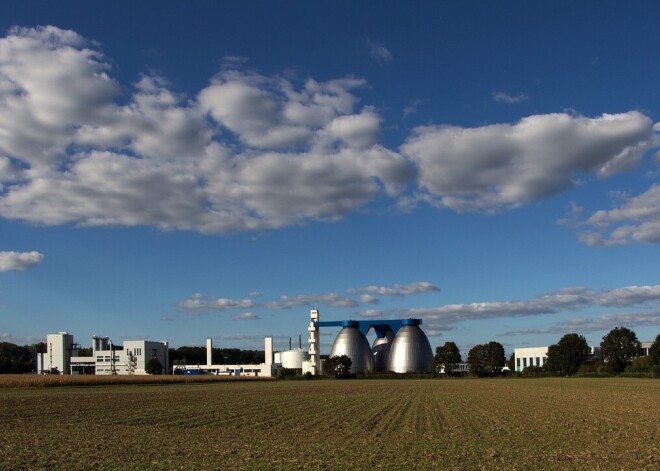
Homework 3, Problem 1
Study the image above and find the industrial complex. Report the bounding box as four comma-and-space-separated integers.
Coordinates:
36, 309, 653, 376
37, 309, 436, 376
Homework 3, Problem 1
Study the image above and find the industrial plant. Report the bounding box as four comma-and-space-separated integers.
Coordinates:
36, 309, 435, 376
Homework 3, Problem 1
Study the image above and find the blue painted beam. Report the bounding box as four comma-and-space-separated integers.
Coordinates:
314, 318, 422, 337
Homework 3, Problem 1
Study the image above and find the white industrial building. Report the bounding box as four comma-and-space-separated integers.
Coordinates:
514, 344, 610, 372
36, 332, 169, 375
172, 337, 276, 377
514, 346, 549, 372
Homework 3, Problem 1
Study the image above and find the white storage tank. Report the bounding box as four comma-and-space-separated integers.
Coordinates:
280, 349, 310, 369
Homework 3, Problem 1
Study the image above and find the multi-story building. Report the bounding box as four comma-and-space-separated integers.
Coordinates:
37, 332, 169, 375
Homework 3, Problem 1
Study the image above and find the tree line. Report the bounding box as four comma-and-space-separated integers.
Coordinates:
515, 328, 660, 376
434, 341, 507, 377
169, 346, 264, 367
434, 328, 660, 377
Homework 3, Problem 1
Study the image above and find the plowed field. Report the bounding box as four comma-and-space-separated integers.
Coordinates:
1, 378, 658, 470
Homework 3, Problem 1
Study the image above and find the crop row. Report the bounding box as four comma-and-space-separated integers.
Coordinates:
0, 378, 658, 470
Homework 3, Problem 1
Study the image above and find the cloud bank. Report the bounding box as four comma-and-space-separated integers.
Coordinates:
0, 26, 656, 243
577, 184, 660, 246
401, 112, 655, 213
384, 284, 660, 334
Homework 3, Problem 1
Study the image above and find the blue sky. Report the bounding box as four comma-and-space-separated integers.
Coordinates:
1, 1, 659, 356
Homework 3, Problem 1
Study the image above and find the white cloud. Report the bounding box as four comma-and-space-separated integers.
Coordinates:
0, 26, 656, 239
0, 27, 410, 234
492, 91, 529, 104
264, 292, 348, 309
178, 295, 254, 313
365, 39, 393, 65
577, 184, 660, 246
499, 310, 660, 336
325, 108, 381, 149
0, 251, 44, 271
596, 285, 660, 307
400, 284, 660, 332
349, 281, 440, 296
401, 112, 656, 213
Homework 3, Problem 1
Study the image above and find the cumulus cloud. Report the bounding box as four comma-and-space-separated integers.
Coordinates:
0, 26, 410, 234
349, 281, 440, 296
0, 26, 656, 238
576, 184, 660, 246
401, 112, 656, 213
0, 251, 44, 271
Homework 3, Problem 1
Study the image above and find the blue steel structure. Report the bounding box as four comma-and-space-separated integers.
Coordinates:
314, 318, 423, 338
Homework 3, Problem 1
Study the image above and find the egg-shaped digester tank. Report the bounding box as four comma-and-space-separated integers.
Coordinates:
372, 329, 395, 371
329, 321, 374, 374
387, 319, 433, 373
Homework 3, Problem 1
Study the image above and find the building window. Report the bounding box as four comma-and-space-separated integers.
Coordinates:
535, 357, 540, 367
523, 358, 527, 368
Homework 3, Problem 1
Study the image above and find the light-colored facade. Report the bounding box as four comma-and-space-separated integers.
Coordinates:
514, 346, 549, 372
38, 333, 169, 375
37, 332, 77, 374
514, 344, 606, 372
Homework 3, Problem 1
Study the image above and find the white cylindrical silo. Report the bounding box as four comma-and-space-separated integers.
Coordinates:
280, 349, 310, 369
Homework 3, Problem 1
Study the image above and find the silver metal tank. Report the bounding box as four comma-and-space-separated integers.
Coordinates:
372, 330, 395, 371
329, 321, 374, 374
387, 319, 433, 373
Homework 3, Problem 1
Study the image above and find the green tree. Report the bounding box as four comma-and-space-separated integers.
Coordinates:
323, 355, 352, 378
434, 341, 462, 374
145, 357, 164, 375
650, 334, 660, 366
483, 341, 505, 375
0, 342, 34, 374
625, 356, 654, 374
467, 344, 487, 376
545, 333, 590, 376
600, 327, 641, 374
